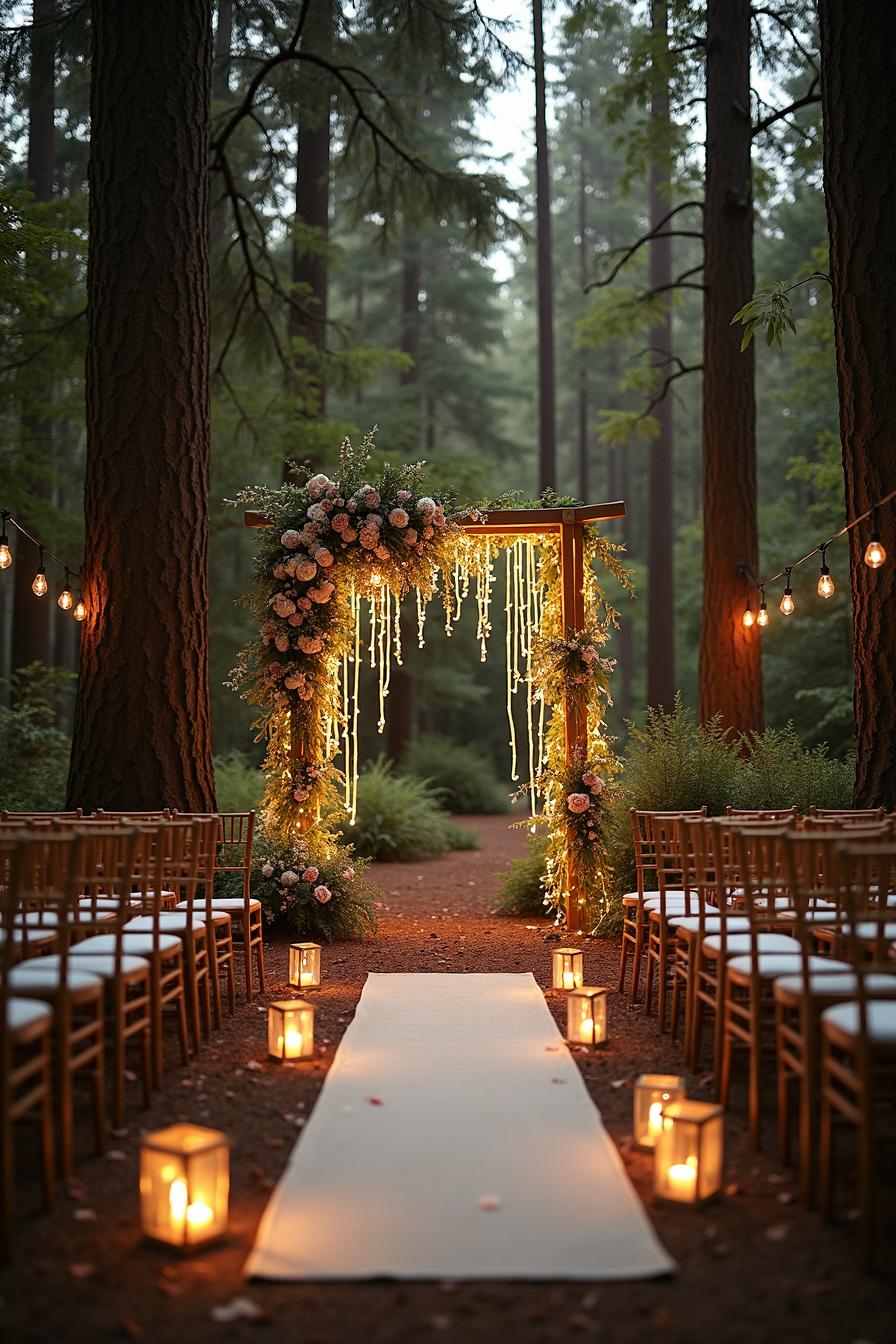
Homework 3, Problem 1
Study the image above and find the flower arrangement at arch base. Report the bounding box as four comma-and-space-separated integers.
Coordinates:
228, 431, 631, 934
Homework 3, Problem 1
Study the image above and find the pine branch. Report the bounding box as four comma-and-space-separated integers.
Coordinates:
750, 6, 820, 75
584, 201, 704, 292
642, 362, 703, 417
752, 80, 820, 137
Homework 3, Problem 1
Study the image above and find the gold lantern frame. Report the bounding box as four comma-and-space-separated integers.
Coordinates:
139, 1122, 230, 1250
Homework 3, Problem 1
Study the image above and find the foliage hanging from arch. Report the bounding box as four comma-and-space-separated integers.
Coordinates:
229, 433, 631, 927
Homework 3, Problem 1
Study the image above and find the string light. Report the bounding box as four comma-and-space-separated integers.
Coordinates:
73, 594, 87, 622
742, 603, 755, 628
57, 568, 74, 611
756, 587, 769, 627
779, 567, 795, 616
31, 545, 48, 597
817, 544, 835, 598
864, 507, 886, 569
0, 513, 10, 569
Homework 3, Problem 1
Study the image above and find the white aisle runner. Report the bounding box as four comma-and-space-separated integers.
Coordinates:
246, 973, 675, 1280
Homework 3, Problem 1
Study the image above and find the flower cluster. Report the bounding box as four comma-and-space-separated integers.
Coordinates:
565, 766, 607, 842
245, 831, 377, 942
532, 628, 615, 715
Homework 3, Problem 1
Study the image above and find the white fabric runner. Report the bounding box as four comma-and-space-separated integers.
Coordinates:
245, 973, 675, 1280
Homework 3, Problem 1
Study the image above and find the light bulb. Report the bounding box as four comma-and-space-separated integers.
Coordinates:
72, 596, 87, 622
0, 540, 10, 569
780, 588, 795, 616
32, 567, 48, 597
817, 566, 835, 599
742, 605, 755, 628
865, 533, 886, 569
757, 602, 769, 628
58, 586, 73, 610
371, 571, 382, 587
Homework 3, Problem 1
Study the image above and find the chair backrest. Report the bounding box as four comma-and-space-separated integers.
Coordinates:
810, 807, 886, 820
629, 808, 706, 895
75, 827, 143, 970
833, 841, 896, 1085
725, 806, 800, 820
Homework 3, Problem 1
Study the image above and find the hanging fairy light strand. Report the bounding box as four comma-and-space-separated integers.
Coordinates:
740, 486, 895, 627
0, 509, 87, 621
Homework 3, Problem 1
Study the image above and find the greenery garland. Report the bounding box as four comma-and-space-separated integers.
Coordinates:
230, 433, 632, 928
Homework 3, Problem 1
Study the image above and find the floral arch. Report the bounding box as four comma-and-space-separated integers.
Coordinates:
232, 435, 629, 930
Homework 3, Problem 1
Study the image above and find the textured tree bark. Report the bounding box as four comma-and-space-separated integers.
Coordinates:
646, 0, 675, 712
209, 0, 233, 249
577, 99, 589, 502
616, 443, 633, 719
818, 0, 896, 805
67, 0, 216, 812
697, 0, 762, 733
533, 0, 556, 492
11, 0, 55, 676
286, 0, 332, 473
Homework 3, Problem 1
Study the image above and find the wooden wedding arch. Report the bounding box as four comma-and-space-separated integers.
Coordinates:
246, 500, 627, 928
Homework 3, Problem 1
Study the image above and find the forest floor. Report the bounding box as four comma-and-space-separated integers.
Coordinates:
3, 814, 894, 1344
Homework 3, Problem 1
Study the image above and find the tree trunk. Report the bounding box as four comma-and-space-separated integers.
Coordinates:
209, 0, 233, 249
616, 444, 633, 719
533, 0, 556, 493
697, 0, 762, 733
67, 0, 216, 812
286, 0, 332, 472
646, 0, 675, 712
576, 97, 589, 502
11, 0, 55, 675
818, 0, 896, 805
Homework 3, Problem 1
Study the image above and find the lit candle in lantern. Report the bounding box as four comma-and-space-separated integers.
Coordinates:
268, 999, 316, 1063
653, 1100, 724, 1205
288, 941, 321, 989
551, 947, 583, 991
140, 1124, 230, 1249
633, 1074, 687, 1151
565, 986, 608, 1047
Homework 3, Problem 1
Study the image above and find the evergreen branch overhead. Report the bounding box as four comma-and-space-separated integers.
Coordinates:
584, 199, 704, 292
751, 84, 820, 138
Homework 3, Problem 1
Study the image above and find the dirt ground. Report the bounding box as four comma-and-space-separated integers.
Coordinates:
2, 814, 894, 1344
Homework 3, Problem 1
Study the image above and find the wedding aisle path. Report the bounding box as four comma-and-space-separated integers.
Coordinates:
2, 816, 893, 1344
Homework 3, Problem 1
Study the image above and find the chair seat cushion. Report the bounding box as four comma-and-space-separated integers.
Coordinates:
18, 908, 116, 927
70, 931, 182, 957
728, 953, 850, 981
623, 889, 694, 907
34, 952, 150, 981
79, 897, 144, 911
125, 914, 207, 933
702, 932, 796, 957
192, 898, 262, 913
774, 970, 896, 1001
7, 996, 53, 1033
0, 926, 57, 947
830, 921, 896, 942
670, 915, 751, 934
822, 999, 896, 1044
9, 962, 104, 995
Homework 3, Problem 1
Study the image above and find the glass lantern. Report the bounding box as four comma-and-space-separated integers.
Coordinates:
566, 986, 608, 1046
268, 998, 316, 1062
653, 1100, 724, 1206
288, 941, 321, 989
633, 1074, 687, 1151
139, 1123, 230, 1249
551, 947, 584, 991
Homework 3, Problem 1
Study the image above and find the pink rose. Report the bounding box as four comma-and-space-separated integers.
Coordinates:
331, 513, 349, 533
281, 529, 302, 549
316, 548, 334, 567
388, 508, 409, 528
302, 867, 319, 883
397, 490, 411, 502
404, 528, 418, 545
297, 561, 317, 582
566, 793, 590, 815
375, 544, 390, 561
343, 527, 358, 542
314, 885, 332, 904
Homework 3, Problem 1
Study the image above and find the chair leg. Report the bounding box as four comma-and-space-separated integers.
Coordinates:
92, 1022, 107, 1157
56, 1036, 75, 1180
254, 921, 266, 994
819, 1064, 834, 1220
0, 1114, 13, 1266
629, 917, 645, 1006
858, 1102, 875, 1273
719, 1003, 733, 1110
748, 1002, 762, 1151
618, 926, 631, 993
140, 1024, 153, 1109
40, 1047, 55, 1210
243, 917, 254, 1001
657, 927, 669, 1031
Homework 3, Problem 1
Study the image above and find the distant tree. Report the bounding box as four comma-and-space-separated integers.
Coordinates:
533, 0, 557, 491
818, 0, 896, 806
67, 0, 217, 810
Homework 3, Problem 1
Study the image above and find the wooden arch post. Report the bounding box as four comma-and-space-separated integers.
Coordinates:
245, 500, 626, 927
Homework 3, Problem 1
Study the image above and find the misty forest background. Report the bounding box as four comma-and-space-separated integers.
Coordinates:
0, 0, 848, 813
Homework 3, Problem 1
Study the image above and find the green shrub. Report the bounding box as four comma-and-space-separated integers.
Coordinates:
403, 735, 511, 815
340, 757, 478, 861
621, 695, 742, 816
213, 751, 264, 813
494, 834, 548, 915
0, 664, 73, 811
738, 724, 854, 813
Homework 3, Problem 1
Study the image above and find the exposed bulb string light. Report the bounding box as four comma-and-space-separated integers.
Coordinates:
740, 486, 895, 628
0, 508, 86, 619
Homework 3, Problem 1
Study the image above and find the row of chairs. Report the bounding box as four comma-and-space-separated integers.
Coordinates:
618, 806, 896, 1269
0, 810, 263, 1262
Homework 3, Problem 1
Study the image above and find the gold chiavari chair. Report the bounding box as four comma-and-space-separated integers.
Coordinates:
643, 813, 702, 1028
71, 821, 190, 1089
618, 807, 706, 1004
809, 807, 886, 821
172, 816, 237, 1023
0, 838, 55, 1264
7, 832, 106, 1178
192, 811, 264, 1001
819, 841, 896, 1270
725, 807, 800, 821
775, 830, 896, 1206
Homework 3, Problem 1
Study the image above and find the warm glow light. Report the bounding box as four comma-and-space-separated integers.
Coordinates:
756, 602, 769, 627
32, 568, 48, 597
865, 535, 887, 569
371, 570, 382, 586
552, 948, 583, 991
566, 986, 608, 1047
648, 1102, 664, 1138
268, 999, 316, 1062
653, 1099, 724, 1205
667, 1158, 698, 1196
73, 596, 87, 621
779, 588, 795, 616
289, 942, 321, 989
140, 1123, 230, 1248
817, 564, 835, 599
0, 542, 10, 569
563, 970, 575, 990
633, 1074, 686, 1150
742, 605, 755, 628
277, 1028, 303, 1056
58, 586, 73, 610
